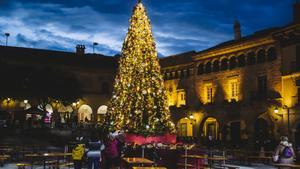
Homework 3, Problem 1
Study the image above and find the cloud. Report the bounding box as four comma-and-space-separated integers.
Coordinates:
0, 0, 295, 56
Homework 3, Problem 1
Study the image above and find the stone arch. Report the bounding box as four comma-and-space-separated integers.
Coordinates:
175, 70, 179, 79
267, 47, 277, 61
197, 63, 204, 75
257, 49, 266, 64
205, 61, 212, 73
78, 104, 93, 122
221, 58, 229, 71
212, 60, 220, 72
237, 54, 246, 67
229, 56, 237, 69
200, 116, 220, 140
246, 52, 256, 65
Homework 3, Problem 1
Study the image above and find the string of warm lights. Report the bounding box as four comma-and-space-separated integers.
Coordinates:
106, 1, 175, 136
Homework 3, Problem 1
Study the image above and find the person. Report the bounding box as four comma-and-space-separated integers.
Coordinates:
273, 136, 295, 168
104, 133, 120, 169
86, 135, 105, 169
72, 137, 85, 169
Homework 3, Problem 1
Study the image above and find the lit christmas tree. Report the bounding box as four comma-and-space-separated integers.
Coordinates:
106, 1, 175, 136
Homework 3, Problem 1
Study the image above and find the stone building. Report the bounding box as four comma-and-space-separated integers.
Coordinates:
0, 45, 117, 124
161, 2, 300, 146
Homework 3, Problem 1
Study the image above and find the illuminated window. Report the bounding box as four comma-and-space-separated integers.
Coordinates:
177, 90, 186, 107
206, 84, 213, 103
230, 80, 239, 101
179, 123, 187, 136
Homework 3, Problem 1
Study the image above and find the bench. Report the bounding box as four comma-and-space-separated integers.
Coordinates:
177, 163, 195, 168
50, 162, 74, 169
16, 163, 32, 169
223, 164, 240, 169
273, 163, 300, 168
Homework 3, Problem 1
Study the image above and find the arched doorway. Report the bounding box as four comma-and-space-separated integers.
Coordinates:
97, 105, 107, 123
295, 123, 300, 147
202, 117, 219, 140
78, 105, 92, 123
177, 118, 194, 137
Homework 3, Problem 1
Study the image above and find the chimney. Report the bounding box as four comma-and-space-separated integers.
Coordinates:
234, 20, 241, 40
76, 44, 85, 56
294, 1, 300, 23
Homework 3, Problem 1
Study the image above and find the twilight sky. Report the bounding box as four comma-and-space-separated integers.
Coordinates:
0, 0, 295, 56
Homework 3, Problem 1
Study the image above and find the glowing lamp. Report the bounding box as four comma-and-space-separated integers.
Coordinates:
274, 107, 279, 114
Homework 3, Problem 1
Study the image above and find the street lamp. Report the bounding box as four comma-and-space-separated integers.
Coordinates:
5, 33, 10, 46
274, 105, 291, 136
92, 42, 98, 54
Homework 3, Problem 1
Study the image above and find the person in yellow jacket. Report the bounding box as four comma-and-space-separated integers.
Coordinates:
72, 137, 85, 169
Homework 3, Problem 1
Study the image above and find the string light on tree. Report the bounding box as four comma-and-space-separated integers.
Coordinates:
106, 0, 175, 136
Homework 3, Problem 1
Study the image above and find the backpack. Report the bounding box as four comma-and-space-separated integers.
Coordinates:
72, 144, 85, 160
282, 146, 293, 158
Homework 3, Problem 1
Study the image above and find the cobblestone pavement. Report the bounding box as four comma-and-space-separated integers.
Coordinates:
1, 163, 276, 169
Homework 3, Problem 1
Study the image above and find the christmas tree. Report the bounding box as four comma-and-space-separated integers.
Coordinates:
106, 1, 175, 136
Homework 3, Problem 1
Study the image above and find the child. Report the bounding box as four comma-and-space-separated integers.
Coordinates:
72, 137, 85, 169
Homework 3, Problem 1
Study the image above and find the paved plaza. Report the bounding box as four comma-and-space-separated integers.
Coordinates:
1, 163, 277, 169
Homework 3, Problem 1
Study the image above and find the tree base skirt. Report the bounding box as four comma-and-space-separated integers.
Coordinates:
125, 133, 176, 145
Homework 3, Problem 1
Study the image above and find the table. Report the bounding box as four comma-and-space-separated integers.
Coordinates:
0, 148, 13, 152
272, 163, 300, 168
25, 152, 71, 169
273, 163, 300, 168
122, 157, 154, 169
182, 154, 226, 169
247, 156, 272, 164
132, 167, 167, 169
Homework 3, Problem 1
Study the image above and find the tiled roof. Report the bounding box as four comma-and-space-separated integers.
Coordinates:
159, 51, 196, 67
197, 27, 281, 55
0, 45, 117, 69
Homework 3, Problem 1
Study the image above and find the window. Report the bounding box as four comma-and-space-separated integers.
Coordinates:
238, 54, 246, 67
267, 47, 277, 61
229, 56, 237, 69
247, 52, 256, 65
257, 75, 267, 98
177, 90, 186, 107
257, 50, 266, 64
198, 64, 204, 75
205, 84, 213, 103
179, 123, 187, 137
221, 58, 228, 70
180, 70, 184, 78
186, 69, 190, 77
205, 62, 212, 73
213, 60, 220, 72
230, 80, 239, 101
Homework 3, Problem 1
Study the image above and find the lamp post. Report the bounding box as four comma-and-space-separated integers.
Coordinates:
92, 42, 98, 54
5, 33, 9, 46
274, 106, 291, 136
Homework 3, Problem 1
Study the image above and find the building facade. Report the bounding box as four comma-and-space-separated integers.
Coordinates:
0, 45, 117, 124
161, 3, 300, 146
